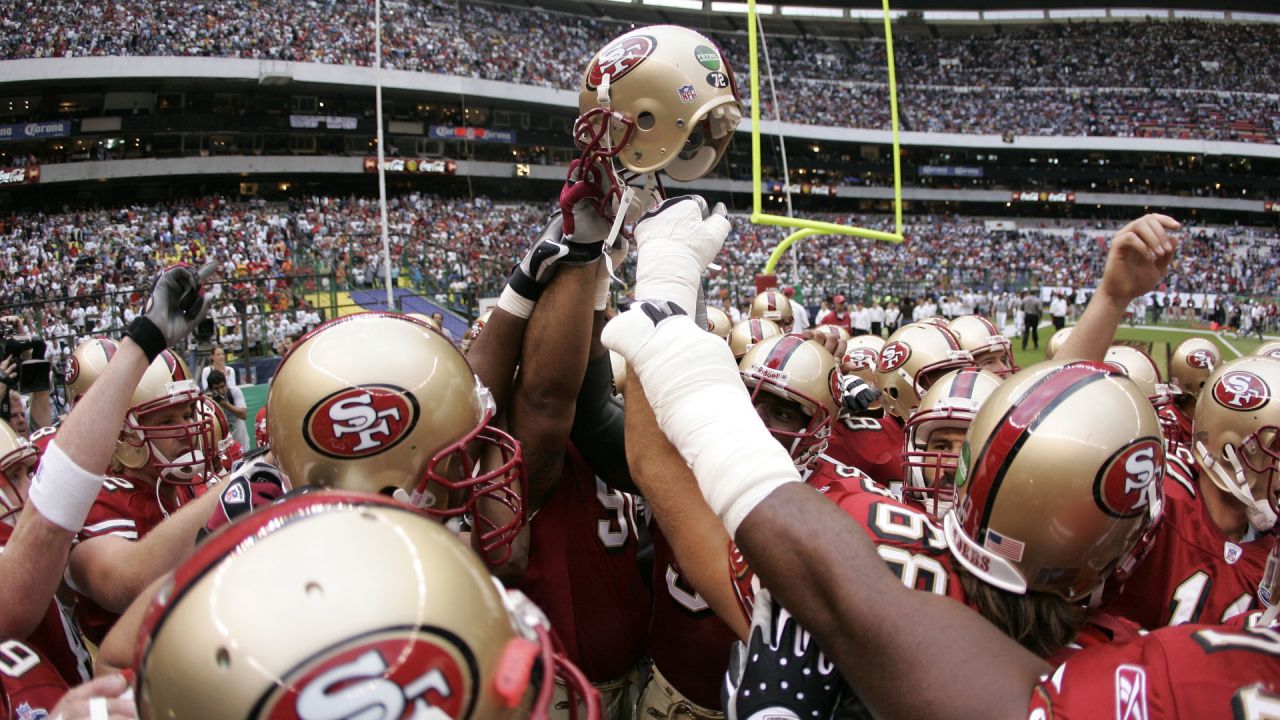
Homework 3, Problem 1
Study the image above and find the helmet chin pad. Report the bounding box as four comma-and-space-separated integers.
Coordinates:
665, 145, 716, 182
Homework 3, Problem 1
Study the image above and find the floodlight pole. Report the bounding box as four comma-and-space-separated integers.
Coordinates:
375, 0, 395, 310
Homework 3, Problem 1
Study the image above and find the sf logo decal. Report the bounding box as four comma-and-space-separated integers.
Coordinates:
304, 385, 420, 458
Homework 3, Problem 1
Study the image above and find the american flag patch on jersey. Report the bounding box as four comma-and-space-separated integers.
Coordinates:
984, 529, 1026, 562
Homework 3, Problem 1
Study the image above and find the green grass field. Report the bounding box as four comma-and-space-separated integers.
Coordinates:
1011, 322, 1273, 377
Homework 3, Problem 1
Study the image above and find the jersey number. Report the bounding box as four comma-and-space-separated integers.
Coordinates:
595, 478, 631, 549
666, 564, 710, 613
0, 640, 39, 678
869, 503, 949, 595
1168, 571, 1254, 625
1192, 627, 1280, 719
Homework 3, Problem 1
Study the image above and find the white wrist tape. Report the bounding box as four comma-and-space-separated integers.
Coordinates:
593, 260, 612, 312
498, 285, 536, 320
28, 440, 103, 533
602, 309, 799, 534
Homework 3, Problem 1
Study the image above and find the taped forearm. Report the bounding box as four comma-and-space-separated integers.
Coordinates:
28, 440, 102, 533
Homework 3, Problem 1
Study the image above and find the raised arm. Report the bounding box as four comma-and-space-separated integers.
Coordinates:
1059, 214, 1180, 362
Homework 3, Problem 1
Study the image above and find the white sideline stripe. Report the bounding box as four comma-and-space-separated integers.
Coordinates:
1120, 324, 1246, 358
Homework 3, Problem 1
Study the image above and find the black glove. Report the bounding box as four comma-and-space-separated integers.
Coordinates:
838, 375, 882, 417
126, 262, 214, 361
724, 588, 842, 720
197, 461, 287, 542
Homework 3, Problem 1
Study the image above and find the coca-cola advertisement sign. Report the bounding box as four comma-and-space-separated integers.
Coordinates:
0, 166, 39, 185
363, 158, 456, 175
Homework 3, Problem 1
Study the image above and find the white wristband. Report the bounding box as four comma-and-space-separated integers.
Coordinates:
498, 285, 535, 320
28, 440, 103, 533
602, 309, 799, 534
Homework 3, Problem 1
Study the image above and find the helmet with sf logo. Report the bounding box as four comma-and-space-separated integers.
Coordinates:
739, 334, 841, 468
875, 323, 975, 421
1169, 338, 1221, 398
267, 313, 524, 558
135, 491, 599, 720
1192, 356, 1280, 532
945, 360, 1165, 601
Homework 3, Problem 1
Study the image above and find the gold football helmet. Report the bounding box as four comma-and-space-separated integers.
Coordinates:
267, 313, 524, 556
408, 312, 441, 330
842, 334, 886, 412
1192, 356, 1280, 532
875, 323, 975, 420
64, 337, 120, 405
902, 368, 1003, 520
1045, 327, 1072, 360
0, 421, 38, 522
135, 491, 600, 720
811, 324, 851, 343
1104, 345, 1173, 414
1254, 341, 1280, 361
461, 309, 492, 354
1168, 338, 1221, 398
740, 334, 840, 467
749, 290, 794, 330
949, 315, 1014, 378
576, 25, 742, 185
114, 349, 217, 489
728, 318, 782, 361
705, 306, 733, 338
945, 360, 1165, 601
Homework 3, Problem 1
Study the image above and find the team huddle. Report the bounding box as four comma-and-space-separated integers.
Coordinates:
0, 22, 1277, 720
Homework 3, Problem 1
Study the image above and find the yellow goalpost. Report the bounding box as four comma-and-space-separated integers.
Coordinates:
749, 0, 905, 276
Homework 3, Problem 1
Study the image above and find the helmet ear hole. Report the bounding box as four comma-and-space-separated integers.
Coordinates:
636, 111, 656, 130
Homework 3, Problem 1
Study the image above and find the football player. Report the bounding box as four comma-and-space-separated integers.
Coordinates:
825, 334, 907, 489
949, 314, 1015, 377
1162, 337, 1221, 447
727, 318, 781, 361
749, 290, 794, 332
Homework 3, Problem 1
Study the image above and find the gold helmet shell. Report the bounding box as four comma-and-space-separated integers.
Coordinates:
65, 337, 119, 406
740, 334, 840, 467
945, 360, 1164, 601
136, 491, 596, 720
875, 323, 974, 420
576, 25, 742, 182
267, 313, 524, 556
949, 315, 1014, 378
749, 290, 793, 330
114, 349, 217, 488
728, 318, 782, 361
0, 421, 38, 521
461, 309, 492, 354
1255, 341, 1280, 361
1045, 327, 1072, 360
705, 306, 733, 338
1104, 345, 1172, 412
842, 334, 887, 412
1168, 338, 1221, 398
1192, 356, 1280, 532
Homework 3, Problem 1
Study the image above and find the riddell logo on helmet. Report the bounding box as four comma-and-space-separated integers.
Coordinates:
1092, 437, 1163, 519
879, 342, 910, 372
304, 385, 420, 459
1212, 371, 1271, 411
259, 631, 475, 719
1187, 350, 1216, 370
844, 348, 877, 370
586, 35, 656, 90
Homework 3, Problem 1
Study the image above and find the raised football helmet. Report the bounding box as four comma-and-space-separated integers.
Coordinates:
728, 318, 782, 361
0, 421, 38, 522
705, 306, 733, 338
945, 360, 1165, 601
114, 349, 217, 490
1045, 326, 1072, 360
1104, 345, 1173, 415
267, 313, 524, 557
842, 334, 886, 412
1191, 356, 1280, 532
749, 290, 793, 330
64, 337, 119, 405
902, 367, 1002, 520
739, 334, 840, 468
1168, 338, 1221, 398
576, 25, 742, 194
135, 491, 599, 720
1254, 341, 1280, 361
875, 323, 975, 420
949, 315, 1014, 378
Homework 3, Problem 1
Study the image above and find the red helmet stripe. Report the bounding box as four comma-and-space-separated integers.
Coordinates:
937, 326, 961, 350
100, 338, 118, 361
748, 319, 764, 341
950, 367, 981, 400
965, 363, 1113, 536
764, 334, 806, 370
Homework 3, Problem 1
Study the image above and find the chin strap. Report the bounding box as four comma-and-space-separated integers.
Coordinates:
1207, 441, 1278, 532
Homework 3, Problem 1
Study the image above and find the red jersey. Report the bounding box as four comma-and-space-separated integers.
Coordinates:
645, 524, 737, 710
0, 525, 91, 686
1159, 402, 1193, 448
1030, 623, 1280, 719
72, 472, 174, 645
27, 424, 57, 460
1103, 455, 1271, 628
0, 638, 69, 719
824, 413, 905, 489
817, 311, 851, 332
1047, 612, 1146, 667
731, 459, 968, 622
516, 445, 649, 682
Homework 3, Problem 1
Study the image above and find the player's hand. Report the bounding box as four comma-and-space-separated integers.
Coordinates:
128, 262, 215, 356
559, 158, 613, 246
724, 588, 842, 720
51, 672, 137, 719
803, 327, 848, 360
838, 375, 881, 417
198, 460, 287, 541
0, 355, 15, 389
634, 195, 730, 313
1098, 214, 1181, 304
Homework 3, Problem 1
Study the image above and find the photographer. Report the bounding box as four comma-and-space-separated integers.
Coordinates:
206, 369, 248, 448
0, 318, 52, 438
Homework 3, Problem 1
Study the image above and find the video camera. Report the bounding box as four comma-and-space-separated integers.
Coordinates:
0, 322, 51, 395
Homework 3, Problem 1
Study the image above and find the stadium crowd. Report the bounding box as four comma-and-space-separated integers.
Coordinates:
1, 0, 1278, 141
